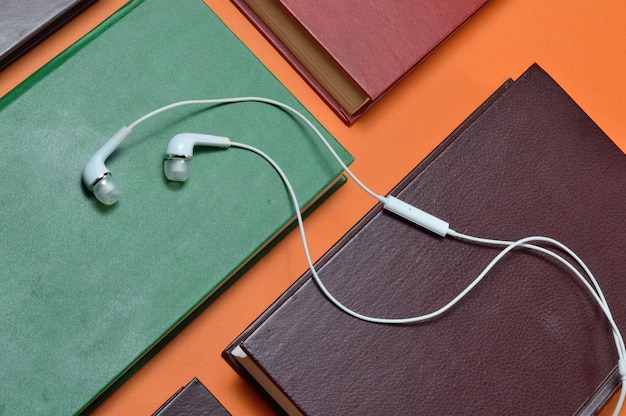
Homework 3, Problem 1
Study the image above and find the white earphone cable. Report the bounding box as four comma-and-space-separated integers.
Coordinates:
121, 97, 624, 415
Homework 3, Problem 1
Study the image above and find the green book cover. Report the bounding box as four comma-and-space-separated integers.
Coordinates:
0, 0, 352, 414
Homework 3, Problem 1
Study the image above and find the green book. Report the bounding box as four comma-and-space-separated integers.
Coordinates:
0, 0, 352, 415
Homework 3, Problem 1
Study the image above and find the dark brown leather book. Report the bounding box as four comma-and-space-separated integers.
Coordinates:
231, 0, 490, 125
152, 378, 231, 416
0, 0, 97, 71
224, 64, 626, 415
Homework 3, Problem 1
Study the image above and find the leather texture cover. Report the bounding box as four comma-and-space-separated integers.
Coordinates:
0, 0, 97, 71
153, 378, 231, 416
231, 0, 490, 124
224, 64, 626, 415
0, 0, 352, 415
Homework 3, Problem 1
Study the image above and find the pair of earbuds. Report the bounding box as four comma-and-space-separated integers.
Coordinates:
82, 97, 626, 415
82, 128, 231, 205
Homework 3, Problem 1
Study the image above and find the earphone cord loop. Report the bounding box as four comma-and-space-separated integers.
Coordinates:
232, 141, 625, 416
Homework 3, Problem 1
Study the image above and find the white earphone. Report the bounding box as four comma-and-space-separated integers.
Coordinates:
82, 128, 231, 204
83, 97, 626, 415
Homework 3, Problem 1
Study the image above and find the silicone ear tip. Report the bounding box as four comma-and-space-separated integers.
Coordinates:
164, 158, 191, 182
93, 175, 122, 205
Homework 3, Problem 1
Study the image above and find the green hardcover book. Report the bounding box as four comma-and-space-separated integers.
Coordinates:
0, 0, 352, 415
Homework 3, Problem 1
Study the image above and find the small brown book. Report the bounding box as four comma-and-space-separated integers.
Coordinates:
224, 64, 626, 415
152, 378, 230, 416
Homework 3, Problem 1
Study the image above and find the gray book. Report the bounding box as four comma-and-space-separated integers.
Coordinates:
0, 0, 96, 70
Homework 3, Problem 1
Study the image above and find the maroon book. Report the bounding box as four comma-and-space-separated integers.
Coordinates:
231, 0, 490, 125
224, 64, 626, 415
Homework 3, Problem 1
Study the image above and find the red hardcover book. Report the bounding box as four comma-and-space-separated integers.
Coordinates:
224, 64, 626, 415
231, 0, 490, 124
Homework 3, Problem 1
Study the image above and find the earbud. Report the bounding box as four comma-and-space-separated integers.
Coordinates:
83, 127, 130, 205
164, 133, 231, 182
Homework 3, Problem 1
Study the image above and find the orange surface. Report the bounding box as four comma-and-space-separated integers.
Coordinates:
1, 0, 625, 415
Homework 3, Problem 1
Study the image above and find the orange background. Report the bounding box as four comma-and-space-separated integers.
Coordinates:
1, 0, 624, 414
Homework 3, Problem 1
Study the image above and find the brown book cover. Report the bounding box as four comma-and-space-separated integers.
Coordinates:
152, 378, 231, 416
0, 0, 97, 71
224, 64, 626, 415
231, 0, 490, 125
